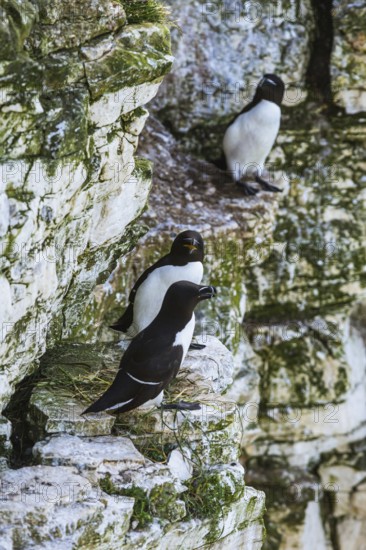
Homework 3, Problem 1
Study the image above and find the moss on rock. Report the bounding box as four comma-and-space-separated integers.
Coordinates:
184, 466, 245, 518
100, 476, 154, 528
82, 24, 172, 100
0, 0, 37, 61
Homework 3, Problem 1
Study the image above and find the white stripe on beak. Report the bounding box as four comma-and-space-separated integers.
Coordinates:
264, 77, 277, 86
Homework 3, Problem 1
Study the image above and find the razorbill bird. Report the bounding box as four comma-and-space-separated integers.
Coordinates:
83, 281, 217, 415
109, 230, 206, 349
223, 73, 285, 196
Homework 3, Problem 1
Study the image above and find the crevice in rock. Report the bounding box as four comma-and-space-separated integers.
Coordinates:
2, 368, 45, 469
306, 0, 334, 106
320, 490, 340, 550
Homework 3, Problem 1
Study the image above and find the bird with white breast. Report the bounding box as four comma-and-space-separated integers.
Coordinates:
222, 73, 285, 196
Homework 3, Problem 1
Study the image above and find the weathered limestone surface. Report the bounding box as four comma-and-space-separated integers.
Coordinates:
0, 464, 135, 549
83, 2, 365, 549
0, 0, 173, 412
2, 1, 366, 549
332, 0, 366, 112
318, 439, 366, 550
152, 0, 314, 148
0, 3, 268, 547
240, 116, 366, 467
0, 337, 265, 549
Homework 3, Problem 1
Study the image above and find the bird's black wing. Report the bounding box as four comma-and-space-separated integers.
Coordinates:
226, 97, 260, 128
83, 331, 184, 414
109, 302, 134, 332
109, 253, 171, 333
121, 331, 184, 384
127, 253, 172, 302
82, 369, 148, 414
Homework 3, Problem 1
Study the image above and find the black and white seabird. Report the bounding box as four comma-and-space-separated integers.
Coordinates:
83, 281, 217, 415
109, 230, 206, 349
222, 73, 285, 196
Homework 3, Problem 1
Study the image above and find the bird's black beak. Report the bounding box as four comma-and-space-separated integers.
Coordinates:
183, 237, 200, 252
198, 285, 217, 301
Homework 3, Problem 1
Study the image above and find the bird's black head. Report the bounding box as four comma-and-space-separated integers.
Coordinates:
170, 230, 204, 263
160, 281, 216, 324
256, 74, 285, 106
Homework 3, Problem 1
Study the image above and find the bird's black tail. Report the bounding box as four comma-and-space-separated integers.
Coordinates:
82, 370, 146, 416
109, 303, 133, 333
212, 152, 227, 171
82, 375, 134, 415
82, 399, 106, 415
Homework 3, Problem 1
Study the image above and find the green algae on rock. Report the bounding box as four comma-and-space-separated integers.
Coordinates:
81, 24, 173, 100
25, 0, 127, 57
0, 0, 38, 61
331, 0, 366, 113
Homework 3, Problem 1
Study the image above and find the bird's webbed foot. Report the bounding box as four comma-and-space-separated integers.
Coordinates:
255, 175, 282, 193
235, 181, 259, 196
162, 401, 201, 411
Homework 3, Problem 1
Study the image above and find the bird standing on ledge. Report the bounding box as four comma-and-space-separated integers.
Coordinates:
83, 281, 217, 415
222, 73, 285, 196
109, 230, 206, 350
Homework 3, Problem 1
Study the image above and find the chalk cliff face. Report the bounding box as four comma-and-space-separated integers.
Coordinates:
0, 0, 172, 411
332, 0, 366, 113
88, 1, 366, 548
1, 338, 265, 548
0, 1, 266, 548
1, 0, 366, 548
152, 0, 315, 144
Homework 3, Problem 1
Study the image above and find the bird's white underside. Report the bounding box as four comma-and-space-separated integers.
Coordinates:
223, 99, 281, 182
129, 261, 203, 336
172, 315, 196, 360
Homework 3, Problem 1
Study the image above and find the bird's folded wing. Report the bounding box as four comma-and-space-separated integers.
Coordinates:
83, 369, 144, 413
120, 335, 184, 384
84, 334, 184, 414
227, 97, 260, 127
109, 302, 134, 332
